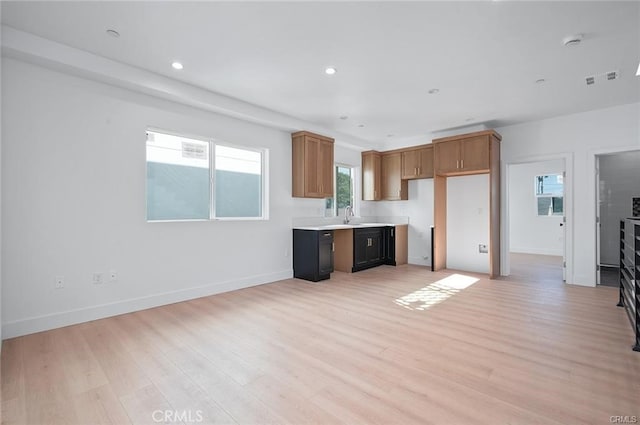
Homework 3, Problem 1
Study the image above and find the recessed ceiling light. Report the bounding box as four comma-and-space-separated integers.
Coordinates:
325, 67, 337, 75
106, 29, 120, 38
339, 115, 349, 120
465, 117, 475, 122
636, 62, 640, 76
535, 78, 546, 84
171, 62, 184, 70
358, 124, 365, 128
428, 88, 440, 94
563, 34, 583, 47
387, 134, 394, 138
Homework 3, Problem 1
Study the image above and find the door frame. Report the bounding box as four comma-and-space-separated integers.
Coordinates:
592, 147, 640, 285
502, 152, 574, 284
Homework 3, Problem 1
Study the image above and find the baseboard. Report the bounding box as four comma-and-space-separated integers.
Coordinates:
2, 269, 293, 339
510, 248, 564, 256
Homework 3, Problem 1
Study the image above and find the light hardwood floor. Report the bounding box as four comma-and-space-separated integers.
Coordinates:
508, 252, 564, 285
2, 265, 639, 424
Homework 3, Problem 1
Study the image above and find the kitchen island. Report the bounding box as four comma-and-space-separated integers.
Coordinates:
292, 221, 408, 282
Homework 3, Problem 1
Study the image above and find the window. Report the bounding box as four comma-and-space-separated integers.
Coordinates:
535, 173, 563, 216
325, 165, 355, 217
214, 145, 263, 218
146, 130, 266, 221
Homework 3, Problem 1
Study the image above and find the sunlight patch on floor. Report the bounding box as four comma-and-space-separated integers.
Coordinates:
394, 274, 479, 311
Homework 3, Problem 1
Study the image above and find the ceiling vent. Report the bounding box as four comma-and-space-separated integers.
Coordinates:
585, 70, 619, 86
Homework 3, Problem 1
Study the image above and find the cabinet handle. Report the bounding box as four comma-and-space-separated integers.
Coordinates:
417, 167, 421, 175
456, 159, 460, 169
391, 228, 394, 237
332, 242, 335, 252
461, 159, 464, 169
414, 167, 417, 175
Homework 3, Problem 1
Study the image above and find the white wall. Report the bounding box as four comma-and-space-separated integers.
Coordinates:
498, 102, 640, 286
509, 159, 564, 256
446, 174, 490, 273
598, 151, 640, 265
0, 58, 359, 338
373, 178, 434, 266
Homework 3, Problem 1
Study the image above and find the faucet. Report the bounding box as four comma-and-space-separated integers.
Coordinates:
344, 205, 354, 224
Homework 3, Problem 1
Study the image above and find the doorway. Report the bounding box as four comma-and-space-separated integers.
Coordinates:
507, 159, 566, 285
596, 150, 640, 287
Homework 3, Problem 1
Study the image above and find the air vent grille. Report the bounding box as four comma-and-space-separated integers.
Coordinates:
585, 70, 619, 86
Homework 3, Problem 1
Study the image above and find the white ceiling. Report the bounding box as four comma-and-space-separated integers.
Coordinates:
2, 1, 639, 148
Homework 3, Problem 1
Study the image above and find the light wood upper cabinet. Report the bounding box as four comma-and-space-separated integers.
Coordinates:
401, 146, 434, 179
292, 131, 334, 198
381, 152, 408, 201
433, 133, 491, 175
433, 141, 460, 174
361, 151, 381, 201
460, 136, 490, 172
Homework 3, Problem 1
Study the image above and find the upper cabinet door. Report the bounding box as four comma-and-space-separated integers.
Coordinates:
460, 136, 490, 172
417, 146, 434, 178
303, 136, 323, 197
381, 152, 407, 200
319, 139, 334, 198
401, 146, 434, 179
362, 151, 381, 200
292, 131, 335, 198
401, 149, 421, 179
434, 141, 460, 175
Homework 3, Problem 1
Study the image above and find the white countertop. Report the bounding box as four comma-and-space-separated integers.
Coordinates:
293, 223, 406, 231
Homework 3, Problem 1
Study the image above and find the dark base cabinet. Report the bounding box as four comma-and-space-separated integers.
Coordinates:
384, 226, 397, 266
353, 227, 384, 272
293, 229, 334, 282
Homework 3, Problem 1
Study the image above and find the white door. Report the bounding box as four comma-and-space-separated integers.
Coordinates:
562, 171, 567, 281
595, 157, 601, 285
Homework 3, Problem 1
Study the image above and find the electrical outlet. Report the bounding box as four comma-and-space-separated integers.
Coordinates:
479, 244, 488, 254
109, 270, 118, 282
92, 272, 103, 284
55, 276, 64, 289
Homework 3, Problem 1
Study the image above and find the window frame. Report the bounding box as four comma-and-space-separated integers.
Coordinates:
534, 173, 564, 217
146, 128, 268, 222
212, 141, 268, 221
326, 163, 357, 218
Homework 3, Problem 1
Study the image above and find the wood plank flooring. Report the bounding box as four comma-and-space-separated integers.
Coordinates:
508, 252, 564, 285
2, 265, 639, 424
